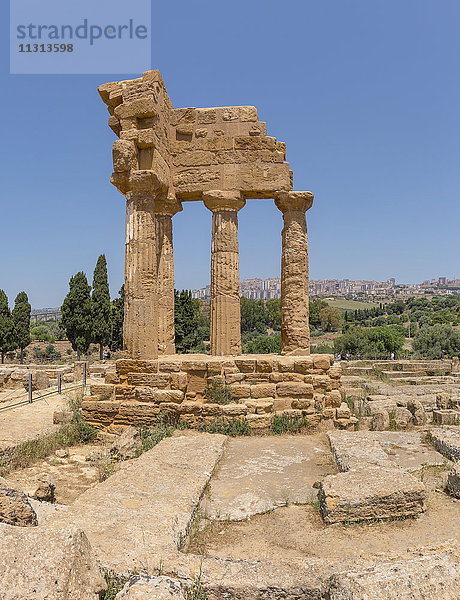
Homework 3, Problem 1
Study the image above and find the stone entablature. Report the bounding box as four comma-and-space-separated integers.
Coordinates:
81, 354, 347, 432
98, 70, 314, 359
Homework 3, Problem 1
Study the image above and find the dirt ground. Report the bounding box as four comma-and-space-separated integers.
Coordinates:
187, 431, 459, 562
5, 443, 108, 505
189, 488, 459, 562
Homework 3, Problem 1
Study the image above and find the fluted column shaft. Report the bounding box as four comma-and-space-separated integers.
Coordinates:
124, 192, 158, 359
204, 191, 245, 356
275, 191, 314, 355
155, 197, 182, 355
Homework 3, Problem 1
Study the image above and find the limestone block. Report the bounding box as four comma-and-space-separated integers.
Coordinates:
372, 410, 390, 431
116, 359, 158, 375
114, 385, 136, 401
429, 429, 460, 462
222, 403, 248, 416
226, 373, 245, 384
0, 524, 105, 599
81, 401, 120, 425
243, 373, 271, 383
276, 382, 314, 397
201, 404, 223, 417
110, 427, 142, 460
256, 357, 274, 372
206, 360, 224, 375
158, 360, 181, 373
115, 575, 186, 599
179, 401, 203, 415
313, 354, 333, 371
105, 371, 121, 385
294, 356, 314, 374
127, 373, 171, 387
327, 552, 460, 600
319, 466, 426, 524
447, 462, 460, 498
181, 359, 207, 372
291, 398, 314, 410
323, 407, 335, 419
136, 388, 184, 404
273, 398, 292, 411
0, 478, 37, 527
325, 390, 342, 408
312, 375, 330, 390
114, 97, 157, 119
116, 402, 160, 425
234, 358, 256, 372
433, 410, 460, 426
247, 414, 272, 429
170, 373, 187, 391
250, 383, 276, 399
90, 383, 114, 400
269, 372, 305, 383
276, 357, 296, 372
113, 139, 137, 172
187, 371, 207, 394
406, 398, 427, 425
394, 406, 413, 429
32, 474, 56, 503
230, 383, 251, 399
336, 402, 351, 420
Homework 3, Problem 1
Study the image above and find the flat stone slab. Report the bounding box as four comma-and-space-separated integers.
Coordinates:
203, 435, 334, 520
328, 431, 446, 473
328, 551, 460, 600
43, 432, 227, 573
430, 428, 460, 462
319, 466, 426, 524
0, 523, 105, 599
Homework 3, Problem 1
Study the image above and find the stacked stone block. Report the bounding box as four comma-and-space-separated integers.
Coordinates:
81, 354, 344, 432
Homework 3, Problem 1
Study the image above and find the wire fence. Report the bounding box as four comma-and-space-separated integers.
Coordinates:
0, 363, 88, 413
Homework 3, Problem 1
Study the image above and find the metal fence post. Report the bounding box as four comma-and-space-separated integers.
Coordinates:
58, 373, 62, 394
83, 362, 87, 388
28, 373, 33, 403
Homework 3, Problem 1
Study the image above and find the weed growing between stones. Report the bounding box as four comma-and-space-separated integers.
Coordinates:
271, 413, 311, 434
185, 565, 209, 600
0, 391, 97, 476
101, 570, 129, 600
97, 456, 119, 482
388, 410, 398, 431
138, 423, 174, 454
204, 381, 236, 405
197, 417, 251, 436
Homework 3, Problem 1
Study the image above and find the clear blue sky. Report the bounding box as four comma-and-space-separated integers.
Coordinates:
1, 0, 459, 308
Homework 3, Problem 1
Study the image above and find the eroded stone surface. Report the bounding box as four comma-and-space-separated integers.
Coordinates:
430, 428, 460, 462
116, 575, 186, 600
447, 462, 460, 498
202, 435, 334, 520
319, 466, 426, 524
0, 524, 105, 599
0, 477, 37, 527
42, 432, 227, 572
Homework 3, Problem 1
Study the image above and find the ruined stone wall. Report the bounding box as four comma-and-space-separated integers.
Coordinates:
98, 70, 292, 201
81, 354, 349, 432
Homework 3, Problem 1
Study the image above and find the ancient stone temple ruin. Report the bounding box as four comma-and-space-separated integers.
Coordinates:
82, 70, 348, 431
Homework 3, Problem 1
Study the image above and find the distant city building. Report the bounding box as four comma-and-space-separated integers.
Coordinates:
191, 275, 459, 301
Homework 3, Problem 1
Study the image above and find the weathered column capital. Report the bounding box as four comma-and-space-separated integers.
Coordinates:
274, 191, 314, 214
154, 195, 183, 216
203, 190, 245, 213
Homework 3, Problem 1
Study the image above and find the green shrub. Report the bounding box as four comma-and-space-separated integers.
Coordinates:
204, 381, 235, 405
197, 417, 251, 436
271, 413, 311, 434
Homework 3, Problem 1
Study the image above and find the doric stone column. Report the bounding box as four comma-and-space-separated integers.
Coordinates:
204, 191, 245, 356
154, 196, 182, 355
274, 191, 314, 355
124, 192, 158, 359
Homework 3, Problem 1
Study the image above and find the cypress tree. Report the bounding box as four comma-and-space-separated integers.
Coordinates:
61, 272, 93, 360
110, 285, 124, 352
12, 291, 31, 364
91, 254, 112, 359
0, 290, 16, 364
